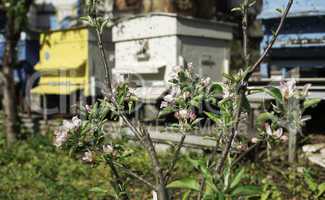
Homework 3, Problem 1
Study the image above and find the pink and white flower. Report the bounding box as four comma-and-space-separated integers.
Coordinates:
54, 127, 69, 147
164, 94, 174, 103
178, 109, 189, 119
202, 77, 211, 87
85, 104, 92, 113
82, 151, 94, 163
251, 137, 259, 144
265, 123, 284, 139
62, 120, 75, 130
72, 116, 82, 128
103, 145, 114, 155
280, 79, 296, 99
160, 101, 168, 108
280, 135, 289, 142
188, 111, 197, 121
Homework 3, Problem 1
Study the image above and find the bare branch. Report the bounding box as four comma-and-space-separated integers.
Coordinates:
231, 143, 259, 168
245, 0, 294, 81
242, 0, 249, 68
165, 133, 186, 182
112, 161, 156, 190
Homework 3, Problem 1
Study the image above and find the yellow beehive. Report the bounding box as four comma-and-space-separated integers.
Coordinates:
32, 27, 112, 98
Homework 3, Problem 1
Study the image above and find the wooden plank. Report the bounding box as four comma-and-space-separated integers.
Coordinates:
123, 128, 217, 148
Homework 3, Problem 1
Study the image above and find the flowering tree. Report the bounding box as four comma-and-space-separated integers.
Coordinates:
54, 0, 320, 199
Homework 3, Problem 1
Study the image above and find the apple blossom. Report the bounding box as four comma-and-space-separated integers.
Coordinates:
54, 127, 69, 147
82, 151, 94, 163
103, 145, 114, 155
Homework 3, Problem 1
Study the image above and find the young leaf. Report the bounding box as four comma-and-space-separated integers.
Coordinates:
249, 0, 256, 8
89, 187, 108, 193
167, 177, 200, 191
158, 107, 175, 117
303, 170, 318, 192
210, 82, 224, 95
241, 95, 251, 112
182, 190, 191, 200
317, 183, 325, 198
303, 98, 321, 110
204, 112, 221, 124
263, 87, 283, 103
231, 7, 242, 12
230, 168, 245, 189
256, 112, 277, 128
231, 185, 260, 196
276, 8, 283, 14
223, 73, 236, 82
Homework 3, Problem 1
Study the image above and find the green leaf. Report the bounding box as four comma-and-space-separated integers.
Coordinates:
303, 98, 321, 110
231, 7, 242, 12
231, 185, 260, 196
260, 191, 271, 200
255, 112, 277, 127
167, 177, 200, 191
204, 112, 221, 124
158, 107, 175, 117
241, 95, 251, 112
303, 170, 318, 192
276, 8, 283, 14
223, 73, 236, 82
263, 87, 283, 103
210, 82, 224, 95
191, 118, 203, 125
317, 183, 325, 198
249, 1, 256, 8
89, 187, 108, 193
182, 190, 191, 200
190, 95, 203, 108
230, 168, 245, 189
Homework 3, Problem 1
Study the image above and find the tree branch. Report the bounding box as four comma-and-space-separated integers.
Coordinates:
106, 159, 129, 200
245, 0, 294, 81
242, 0, 249, 68
215, 0, 294, 175
112, 161, 156, 190
165, 133, 186, 182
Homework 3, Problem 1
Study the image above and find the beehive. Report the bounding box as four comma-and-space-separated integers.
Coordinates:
31, 27, 113, 112
112, 13, 233, 102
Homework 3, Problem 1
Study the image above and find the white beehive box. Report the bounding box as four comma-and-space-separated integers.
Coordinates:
112, 13, 233, 102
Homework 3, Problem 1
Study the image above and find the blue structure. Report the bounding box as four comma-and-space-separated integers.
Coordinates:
258, 0, 325, 79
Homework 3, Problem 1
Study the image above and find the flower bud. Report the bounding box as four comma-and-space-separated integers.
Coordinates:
72, 116, 82, 128
280, 135, 288, 142
53, 127, 69, 147
85, 105, 91, 113
251, 137, 259, 144
82, 151, 94, 163
188, 111, 197, 121
103, 145, 114, 155
160, 101, 168, 108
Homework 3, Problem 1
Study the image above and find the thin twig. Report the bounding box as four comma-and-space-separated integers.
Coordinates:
95, 27, 113, 94
93, 6, 168, 198
215, 0, 294, 175
231, 143, 259, 168
106, 159, 129, 200
245, 0, 294, 81
215, 93, 244, 174
112, 161, 156, 190
242, 0, 249, 68
165, 133, 186, 182
197, 176, 206, 200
